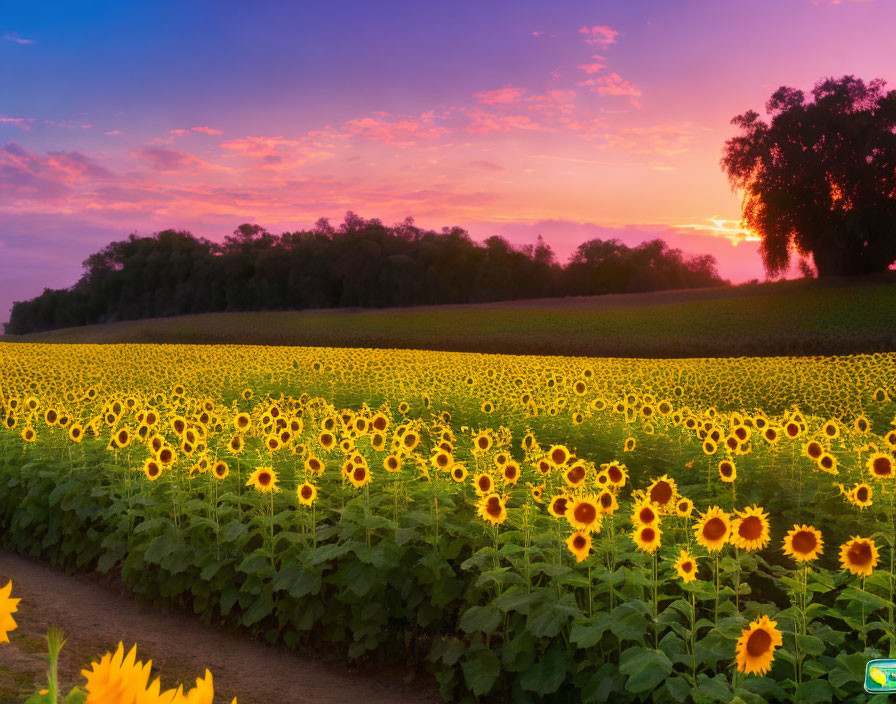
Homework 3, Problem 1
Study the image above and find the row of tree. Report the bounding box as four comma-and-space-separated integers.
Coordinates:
6, 214, 726, 334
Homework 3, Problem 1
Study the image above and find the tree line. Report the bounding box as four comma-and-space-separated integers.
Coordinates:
5, 213, 726, 334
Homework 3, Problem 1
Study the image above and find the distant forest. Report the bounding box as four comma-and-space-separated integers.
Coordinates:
6, 213, 726, 334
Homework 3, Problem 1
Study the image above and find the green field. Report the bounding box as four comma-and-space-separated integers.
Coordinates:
5, 276, 896, 356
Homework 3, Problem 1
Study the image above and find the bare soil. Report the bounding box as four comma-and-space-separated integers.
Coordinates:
0, 551, 440, 704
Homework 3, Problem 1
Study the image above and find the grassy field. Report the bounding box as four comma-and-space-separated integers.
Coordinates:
4, 275, 896, 357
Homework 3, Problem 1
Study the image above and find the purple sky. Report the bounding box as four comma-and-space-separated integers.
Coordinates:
2, 0, 894, 322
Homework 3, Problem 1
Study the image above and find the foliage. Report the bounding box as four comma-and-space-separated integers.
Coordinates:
5, 214, 726, 334
722, 75, 896, 278
1, 342, 895, 702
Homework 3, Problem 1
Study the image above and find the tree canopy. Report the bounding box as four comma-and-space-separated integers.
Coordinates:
6, 215, 726, 334
722, 75, 896, 277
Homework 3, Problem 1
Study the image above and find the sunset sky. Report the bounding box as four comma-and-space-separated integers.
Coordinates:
2, 0, 894, 321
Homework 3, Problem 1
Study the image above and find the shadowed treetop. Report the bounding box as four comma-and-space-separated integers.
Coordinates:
722, 75, 896, 278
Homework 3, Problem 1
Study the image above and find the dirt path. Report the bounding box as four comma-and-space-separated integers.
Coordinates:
0, 551, 440, 704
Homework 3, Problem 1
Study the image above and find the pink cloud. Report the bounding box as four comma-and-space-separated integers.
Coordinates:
104, 130, 122, 136
3, 32, 34, 45
474, 86, 528, 105
579, 73, 643, 107
578, 25, 618, 45
577, 56, 607, 74
339, 114, 449, 145
168, 128, 188, 136
219, 135, 304, 155
0, 117, 34, 131
0, 142, 113, 204
465, 110, 546, 134
191, 125, 224, 135
134, 146, 204, 171
591, 124, 698, 155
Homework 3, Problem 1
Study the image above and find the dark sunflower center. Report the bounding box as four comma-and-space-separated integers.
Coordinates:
486, 497, 502, 517
259, 472, 271, 486
641, 527, 656, 543
650, 481, 673, 505
552, 449, 566, 464
682, 560, 693, 573
573, 535, 587, 549
478, 437, 488, 449
873, 457, 892, 476
608, 466, 622, 482
353, 467, 366, 482
739, 516, 763, 541
639, 507, 656, 524
746, 628, 772, 657
553, 498, 568, 515
600, 493, 613, 509
703, 517, 727, 541
791, 530, 817, 554
574, 502, 597, 524
505, 466, 517, 479
479, 476, 491, 492
721, 463, 733, 477
808, 443, 822, 459
848, 541, 872, 566
568, 466, 585, 483
301, 486, 313, 499
857, 487, 869, 502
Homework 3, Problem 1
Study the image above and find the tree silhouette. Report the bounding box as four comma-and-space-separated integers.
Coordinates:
722, 75, 896, 277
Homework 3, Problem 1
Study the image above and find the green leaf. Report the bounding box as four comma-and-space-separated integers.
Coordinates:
518, 649, 567, 696
665, 675, 691, 703
794, 679, 833, 704
242, 592, 274, 627
570, 614, 611, 648
459, 605, 502, 635
238, 550, 270, 574
618, 647, 673, 694
796, 634, 826, 656
609, 600, 649, 643
462, 649, 500, 696
221, 519, 247, 542
694, 674, 732, 704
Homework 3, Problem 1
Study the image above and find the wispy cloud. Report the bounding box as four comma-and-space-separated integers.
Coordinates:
578, 73, 643, 107
578, 25, 618, 45
0, 117, 35, 131
191, 125, 224, 135
3, 32, 34, 45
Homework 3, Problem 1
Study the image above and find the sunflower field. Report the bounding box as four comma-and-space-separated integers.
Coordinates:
1, 342, 895, 703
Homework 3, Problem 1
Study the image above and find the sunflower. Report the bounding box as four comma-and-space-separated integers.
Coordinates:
673, 550, 698, 583
548, 444, 571, 466
718, 459, 737, 483
245, 467, 280, 493
839, 536, 879, 576
632, 500, 659, 526
348, 463, 372, 488
474, 472, 495, 497
782, 524, 823, 562
623, 437, 636, 452
142, 458, 163, 482
0, 580, 20, 643
81, 643, 153, 703
730, 505, 771, 552
646, 475, 678, 510
68, 423, 84, 443
597, 489, 618, 515
867, 452, 895, 479
803, 440, 824, 461
816, 452, 838, 474
566, 531, 592, 563
566, 496, 602, 533
212, 460, 229, 481
21, 426, 36, 442
472, 431, 493, 454
528, 482, 545, 504
848, 482, 873, 509
297, 482, 317, 506
605, 463, 627, 488
477, 493, 508, 525
634, 523, 661, 553
675, 497, 694, 518
548, 495, 571, 519
502, 461, 521, 485
694, 506, 731, 552
735, 615, 783, 676
451, 464, 469, 483
563, 463, 587, 488
383, 454, 401, 473
853, 416, 871, 434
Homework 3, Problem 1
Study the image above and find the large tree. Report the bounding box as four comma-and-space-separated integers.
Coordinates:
722, 75, 896, 277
